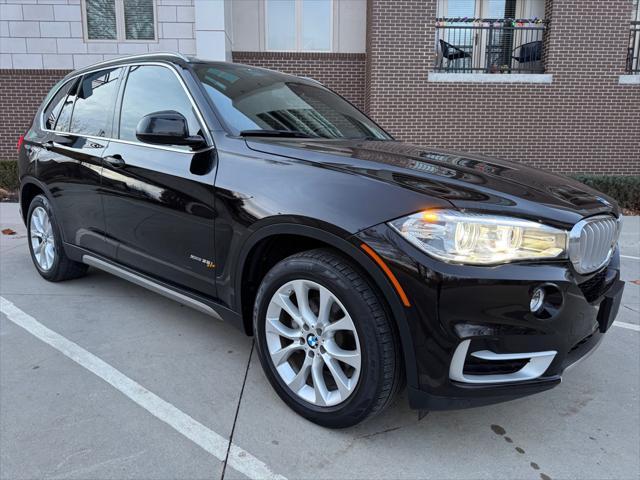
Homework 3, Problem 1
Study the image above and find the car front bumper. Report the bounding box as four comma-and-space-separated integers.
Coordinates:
354, 224, 625, 410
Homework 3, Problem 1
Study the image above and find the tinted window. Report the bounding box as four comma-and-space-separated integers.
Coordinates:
194, 64, 390, 140
43, 79, 77, 130
55, 82, 79, 133
119, 65, 201, 144
69, 68, 123, 137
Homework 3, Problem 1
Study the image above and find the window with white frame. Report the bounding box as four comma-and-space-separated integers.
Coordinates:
266, 0, 333, 52
82, 0, 157, 42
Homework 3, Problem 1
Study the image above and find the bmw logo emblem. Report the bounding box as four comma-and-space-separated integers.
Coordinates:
307, 335, 319, 348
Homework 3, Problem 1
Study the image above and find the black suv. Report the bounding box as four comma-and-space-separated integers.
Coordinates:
18, 53, 625, 428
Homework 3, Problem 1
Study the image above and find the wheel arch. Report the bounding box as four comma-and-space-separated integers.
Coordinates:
235, 222, 419, 390
20, 178, 56, 227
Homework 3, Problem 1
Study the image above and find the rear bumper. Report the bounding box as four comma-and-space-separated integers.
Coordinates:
355, 224, 624, 411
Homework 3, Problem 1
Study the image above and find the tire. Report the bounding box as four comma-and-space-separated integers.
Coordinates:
27, 194, 88, 282
253, 248, 402, 428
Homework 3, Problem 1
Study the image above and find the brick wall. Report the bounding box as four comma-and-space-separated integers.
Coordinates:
0, 69, 70, 161
232, 52, 367, 111
366, 0, 640, 174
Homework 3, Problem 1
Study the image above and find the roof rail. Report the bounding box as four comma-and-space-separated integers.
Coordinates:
72, 52, 190, 72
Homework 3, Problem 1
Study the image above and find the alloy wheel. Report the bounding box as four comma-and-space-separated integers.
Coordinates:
30, 206, 56, 271
265, 279, 362, 407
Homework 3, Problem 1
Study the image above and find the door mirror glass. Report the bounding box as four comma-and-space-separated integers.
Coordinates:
135, 111, 204, 147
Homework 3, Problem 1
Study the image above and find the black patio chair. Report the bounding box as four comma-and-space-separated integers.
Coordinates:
512, 40, 543, 64
439, 39, 472, 70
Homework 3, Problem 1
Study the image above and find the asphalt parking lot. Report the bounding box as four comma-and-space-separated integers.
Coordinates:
1, 202, 638, 480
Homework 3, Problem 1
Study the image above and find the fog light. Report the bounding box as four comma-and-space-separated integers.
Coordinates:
530, 287, 545, 313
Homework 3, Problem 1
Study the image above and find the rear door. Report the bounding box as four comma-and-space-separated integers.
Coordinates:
100, 63, 218, 298
37, 67, 124, 256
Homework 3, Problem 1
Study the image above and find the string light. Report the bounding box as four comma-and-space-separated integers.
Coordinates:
435, 17, 546, 27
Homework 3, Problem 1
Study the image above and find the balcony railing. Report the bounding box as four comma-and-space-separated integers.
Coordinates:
435, 18, 547, 74
628, 21, 640, 73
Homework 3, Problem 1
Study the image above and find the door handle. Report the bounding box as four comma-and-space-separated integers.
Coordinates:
104, 155, 125, 168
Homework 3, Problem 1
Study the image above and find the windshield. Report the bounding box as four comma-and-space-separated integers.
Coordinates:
194, 63, 391, 140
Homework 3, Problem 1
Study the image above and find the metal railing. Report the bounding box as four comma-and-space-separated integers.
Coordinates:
434, 18, 547, 74
627, 21, 640, 74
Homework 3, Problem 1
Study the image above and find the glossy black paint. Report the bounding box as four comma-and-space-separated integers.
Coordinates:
18, 54, 624, 411
355, 223, 622, 408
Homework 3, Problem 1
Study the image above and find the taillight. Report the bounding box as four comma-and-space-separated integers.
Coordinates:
16, 134, 25, 152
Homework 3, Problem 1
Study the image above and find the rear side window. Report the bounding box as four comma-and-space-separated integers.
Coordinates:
55, 83, 78, 133
43, 78, 77, 131
118, 65, 201, 145
69, 67, 123, 137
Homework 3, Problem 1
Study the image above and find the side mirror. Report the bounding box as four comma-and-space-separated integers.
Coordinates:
135, 111, 205, 147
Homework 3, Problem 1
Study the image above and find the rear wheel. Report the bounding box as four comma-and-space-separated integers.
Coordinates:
27, 194, 87, 282
253, 248, 402, 428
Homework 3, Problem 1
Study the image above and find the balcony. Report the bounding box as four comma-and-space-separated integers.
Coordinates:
628, 21, 639, 74
434, 18, 547, 74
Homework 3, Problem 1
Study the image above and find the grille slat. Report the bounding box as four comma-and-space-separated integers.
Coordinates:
569, 215, 620, 274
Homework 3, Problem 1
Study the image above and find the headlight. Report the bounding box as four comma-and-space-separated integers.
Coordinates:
388, 210, 568, 265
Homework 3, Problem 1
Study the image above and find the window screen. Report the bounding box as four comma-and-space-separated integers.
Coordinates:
43, 79, 77, 131
69, 68, 123, 137
86, 0, 117, 40
124, 0, 155, 40
119, 65, 201, 145
84, 0, 155, 41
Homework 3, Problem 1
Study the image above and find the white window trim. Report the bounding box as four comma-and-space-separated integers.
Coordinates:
428, 72, 553, 83
81, 0, 159, 43
264, 0, 334, 53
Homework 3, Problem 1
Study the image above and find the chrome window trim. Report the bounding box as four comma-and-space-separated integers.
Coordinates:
40, 60, 213, 154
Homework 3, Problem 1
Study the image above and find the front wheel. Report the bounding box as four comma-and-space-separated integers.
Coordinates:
253, 248, 402, 428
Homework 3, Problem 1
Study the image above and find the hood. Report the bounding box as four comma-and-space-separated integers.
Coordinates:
245, 138, 618, 227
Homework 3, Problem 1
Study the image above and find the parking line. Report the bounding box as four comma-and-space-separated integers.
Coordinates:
0, 296, 286, 480
613, 321, 640, 332
621, 255, 640, 260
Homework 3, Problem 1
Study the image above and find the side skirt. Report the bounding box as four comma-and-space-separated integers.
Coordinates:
64, 245, 244, 330
83, 255, 221, 319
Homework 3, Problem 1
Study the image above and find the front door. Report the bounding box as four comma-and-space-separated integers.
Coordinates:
100, 64, 218, 298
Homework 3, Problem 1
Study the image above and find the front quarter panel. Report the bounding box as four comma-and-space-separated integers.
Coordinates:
211, 136, 452, 306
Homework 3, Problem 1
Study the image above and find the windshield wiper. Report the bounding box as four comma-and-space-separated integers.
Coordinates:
239, 129, 320, 139
350, 136, 388, 141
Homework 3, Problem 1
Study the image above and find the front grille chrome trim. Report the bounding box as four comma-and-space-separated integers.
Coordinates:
449, 340, 557, 385
568, 215, 620, 274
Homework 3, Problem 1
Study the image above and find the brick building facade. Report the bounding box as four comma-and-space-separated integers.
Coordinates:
365, 0, 639, 174
1, 0, 638, 173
